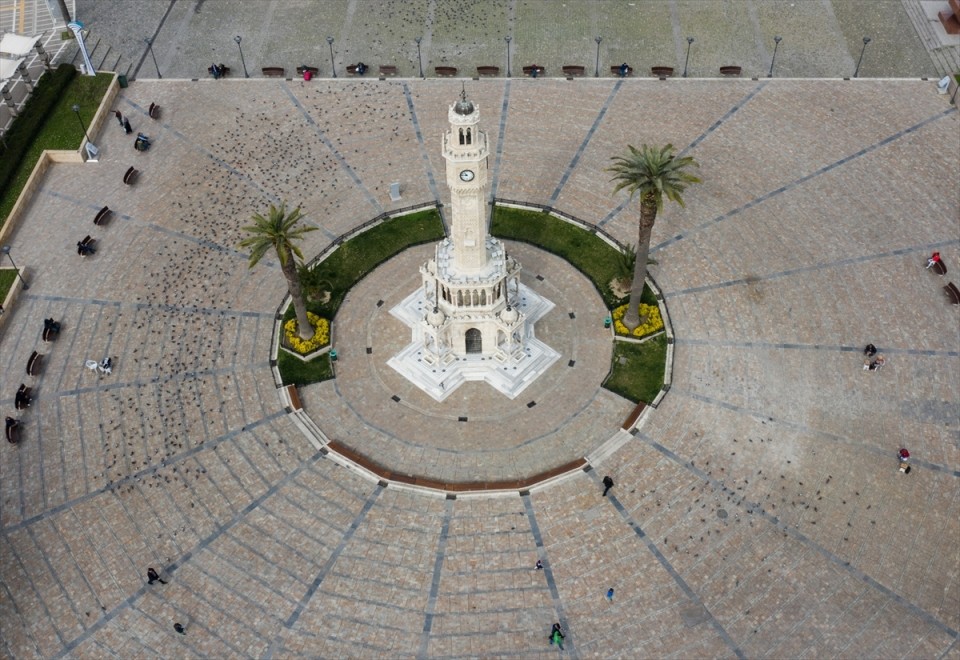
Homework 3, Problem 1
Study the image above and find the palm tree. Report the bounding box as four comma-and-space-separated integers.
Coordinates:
240, 202, 318, 340
607, 144, 700, 329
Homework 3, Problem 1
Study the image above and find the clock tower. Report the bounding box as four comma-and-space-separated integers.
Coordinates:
387, 88, 559, 401
443, 89, 489, 273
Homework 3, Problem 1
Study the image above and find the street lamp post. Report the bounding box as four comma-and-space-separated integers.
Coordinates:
853, 36, 870, 78
594, 36, 602, 77
145, 37, 162, 78
415, 37, 423, 77
768, 36, 782, 77
505, 36, 511, 77
682, 36, 694, 77
2, 246, 29, 289
234, 35, 249, 78
71, 104, 89, 142
327, 36, 337, 78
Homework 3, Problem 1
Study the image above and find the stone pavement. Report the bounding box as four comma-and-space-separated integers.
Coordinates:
62, 0, 956, 81
1, 76, 958, 658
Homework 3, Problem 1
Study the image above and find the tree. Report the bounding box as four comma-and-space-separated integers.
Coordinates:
606, 144, 700, 329
240, 202, 318, 340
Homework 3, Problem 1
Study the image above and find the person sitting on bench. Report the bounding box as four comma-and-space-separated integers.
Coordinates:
15, 384, 31, 409
44, 318, 61, 334
926, 251, 941, 269
619, 62, 629, 77
134, 133, 151, 151
209, 62, 226, 79
77, 240, 96, 256
356, 62, 367, 75
99, 357, 113, 374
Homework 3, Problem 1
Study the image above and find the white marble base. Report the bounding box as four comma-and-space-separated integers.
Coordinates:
387, 284, 561, 401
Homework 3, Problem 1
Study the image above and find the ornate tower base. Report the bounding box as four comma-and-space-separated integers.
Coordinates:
387, 281, 559, 402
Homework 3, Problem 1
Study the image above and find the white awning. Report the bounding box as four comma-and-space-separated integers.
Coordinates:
0, 33, 41, 58
1, 57, 26, 83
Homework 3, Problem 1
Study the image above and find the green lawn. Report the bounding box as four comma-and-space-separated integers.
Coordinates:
0, 269, 18, 304
491, 205, 657, 309
277, 350, 333, 387
0, 71, 113, 224
603, 335, 668, 404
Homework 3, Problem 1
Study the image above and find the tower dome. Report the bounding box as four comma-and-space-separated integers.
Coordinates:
453, 86, 474, 115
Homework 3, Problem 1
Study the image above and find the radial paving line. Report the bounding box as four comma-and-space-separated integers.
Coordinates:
2, 412, 287, 534
639, 432, 960, 638
417, 497, 453, 659
599, 81, 766, 228
281, 483, 384, 629
488, 79, 511, 203
654, 106, 959, 252
402, 82, 444, 227
54, 448, 327, 658
598, 474, 747, 659
279, 83, 383, 217
674, 389, 960, 476
665, 238, 960, 298
549, 79, 622, 204
673, 338, 959, 360
521, 493, 578, 658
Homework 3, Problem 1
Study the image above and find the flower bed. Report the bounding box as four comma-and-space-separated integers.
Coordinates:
284, 312, 330, 355
612, 303, 664, 339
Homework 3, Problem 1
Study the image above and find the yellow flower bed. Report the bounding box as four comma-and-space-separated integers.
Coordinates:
612, 303, 664, 338
284, 312, 330, 355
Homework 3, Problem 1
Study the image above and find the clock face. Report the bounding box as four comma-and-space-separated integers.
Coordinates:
459, 169, 475, 182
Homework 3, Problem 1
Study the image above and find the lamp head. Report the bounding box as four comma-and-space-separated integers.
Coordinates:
774, 35, 782, 44
595, 36, 602, 44
234, 35, 241, 44
72, 104, 79, 113
687, 36, 694, 44
415, 36, 421, 44
1, 245, 11, 255
326, 36, 334, 45
863, 36, 871, 44
505, 36, 511, 43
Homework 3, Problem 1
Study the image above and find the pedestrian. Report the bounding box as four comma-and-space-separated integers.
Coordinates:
926, 251, 941, 269
619, 62, 629, 77
602, 475, 614, 496
122, 117, 132, 134
898, 448, 911, 473
114, 110, 123, 126
549, 623, 565, 649
868, 354, 885, 372
99, 357, 113, 374
147, 567, 166, 584
863, 343, 877, 358
606, 587, 614, 602
173, 622, 186, 635
535, 559, 543, 570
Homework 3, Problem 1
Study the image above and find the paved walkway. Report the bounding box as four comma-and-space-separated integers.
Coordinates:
1, 77, 958, 657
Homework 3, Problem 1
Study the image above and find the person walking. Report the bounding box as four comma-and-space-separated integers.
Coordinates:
147, 567, 166, 585
602, 475, 614, 496
606, 587, 615, 602
173, 622, 186, 635
122, 117, 132, 134
114, 110, 123, 127
549, 622, 565, 649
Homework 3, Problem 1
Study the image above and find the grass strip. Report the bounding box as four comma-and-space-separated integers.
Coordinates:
602, 335, 667, 404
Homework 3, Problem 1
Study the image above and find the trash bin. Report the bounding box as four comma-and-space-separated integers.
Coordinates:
118, 74, 128, 88
604, 316, 612, 329
329, 349, 338, 362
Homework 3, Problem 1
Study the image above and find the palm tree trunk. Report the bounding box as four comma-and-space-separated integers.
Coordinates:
622, 199, 658, 330
281, 248, 314, 340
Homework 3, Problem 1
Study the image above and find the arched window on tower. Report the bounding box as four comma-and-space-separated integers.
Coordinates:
459, 128, 465, 145
465, 127, 472, 145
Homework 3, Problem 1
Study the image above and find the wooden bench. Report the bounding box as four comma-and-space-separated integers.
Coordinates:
148, 102, 160, 119
720, 65, 742, 77
123, 166, 139, 186
651, 66, 674, 78
77, 235, 96, 257
562, 65, 585, 77
378, 65, 398, 77
296, 65, 319, 76
347, 64, 371, 76
611, 65, 634, 77
5, 418, 19, 444
26, 351, 43, 376
15, 385, 32, 410
945, 282, 960, 305
435, 66, 458, 77
476, 65, 500, 77
930, 259, 947, 275
262, 66, 285, 77
286, 384, 303, 411
522, 65, 545, 77
94, 206, 111, 226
